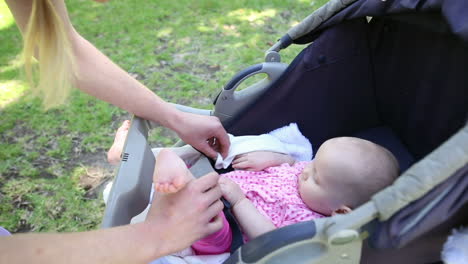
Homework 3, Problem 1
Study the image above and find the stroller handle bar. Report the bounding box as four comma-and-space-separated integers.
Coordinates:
170, 103, 212, 117
223, 64, 264, 91
214, 62, 288, 123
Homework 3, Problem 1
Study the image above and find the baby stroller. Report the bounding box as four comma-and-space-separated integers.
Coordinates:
102, 0, 468, 263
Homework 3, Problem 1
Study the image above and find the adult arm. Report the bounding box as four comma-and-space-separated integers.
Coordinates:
219, 177, 275, 239
0, 173, 224, 264
0, 224, 162, 264
5, 0, 229, 158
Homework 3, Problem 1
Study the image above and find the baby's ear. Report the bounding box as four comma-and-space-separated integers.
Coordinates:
331, 205, 352, 216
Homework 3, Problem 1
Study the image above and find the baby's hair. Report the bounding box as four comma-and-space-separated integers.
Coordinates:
322, 137, 400, 209
346, 141, 399, 208
22, 0, 75, 109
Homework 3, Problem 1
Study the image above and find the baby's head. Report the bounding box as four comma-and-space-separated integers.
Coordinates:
298, 137, 399, 216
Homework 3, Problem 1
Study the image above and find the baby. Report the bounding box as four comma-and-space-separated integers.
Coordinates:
218, 137, 399, 240
107, 121, 399, 253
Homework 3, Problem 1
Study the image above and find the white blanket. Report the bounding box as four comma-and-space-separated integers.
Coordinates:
150, 248, 229, 264
442, 227, 468, 264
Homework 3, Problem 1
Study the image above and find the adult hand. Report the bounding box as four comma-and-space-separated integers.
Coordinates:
144, 172, 224, 256
174, 112, 230, 159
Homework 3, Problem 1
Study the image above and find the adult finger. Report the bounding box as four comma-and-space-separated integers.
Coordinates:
204, 199, 224, 222
193, 172, 220, 192
213, 128, 230, 159
203, 184, 222, 205
198, 141, 217, 160
205, 213, 224, 235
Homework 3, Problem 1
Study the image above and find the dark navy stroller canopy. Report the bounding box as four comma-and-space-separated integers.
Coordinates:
281, 0, 468, 46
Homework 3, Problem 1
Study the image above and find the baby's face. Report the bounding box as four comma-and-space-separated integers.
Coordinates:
298, 160, 341, 216
298, 139, 362, 215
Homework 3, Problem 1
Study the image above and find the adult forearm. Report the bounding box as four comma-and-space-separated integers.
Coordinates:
0, 222, 162, 264
232, 198, 276, 239
7, 0, 181, 129
71, 32, 182, 129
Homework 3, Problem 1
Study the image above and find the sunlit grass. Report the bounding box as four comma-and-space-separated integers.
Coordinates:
227, 8, 277, 26
156, 28, 174, 38
0, 80, 27, 108
0, 56, 27, 108
0, 1, 14, 30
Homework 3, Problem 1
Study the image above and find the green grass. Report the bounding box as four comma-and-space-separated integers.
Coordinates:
0, 0, 328, 233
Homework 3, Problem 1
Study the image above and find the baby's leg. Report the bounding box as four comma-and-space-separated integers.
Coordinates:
107, 120, 131, 165
154, 149, 194, 193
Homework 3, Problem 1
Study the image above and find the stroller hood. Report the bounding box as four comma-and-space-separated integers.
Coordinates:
285, 0, 468, 45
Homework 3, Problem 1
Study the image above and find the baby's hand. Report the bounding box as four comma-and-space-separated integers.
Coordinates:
232, 151, 295, 171
219, 177, 245, 206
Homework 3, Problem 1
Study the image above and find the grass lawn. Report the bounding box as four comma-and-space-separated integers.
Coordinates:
0, 0, 327, 233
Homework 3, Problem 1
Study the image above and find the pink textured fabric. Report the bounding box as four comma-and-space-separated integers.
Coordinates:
192, 212, 232, 255
223, 161, 324, 228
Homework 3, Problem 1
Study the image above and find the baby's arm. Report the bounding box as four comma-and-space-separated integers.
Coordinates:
232, 151, 295, 171
219, 177, 276, 239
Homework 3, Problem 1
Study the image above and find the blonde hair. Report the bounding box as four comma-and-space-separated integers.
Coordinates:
22, 0, 75, 109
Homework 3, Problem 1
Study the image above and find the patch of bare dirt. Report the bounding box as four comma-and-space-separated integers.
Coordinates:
9, 195, 35, 233
76, 152, 116, 199
15, 218, 34, 233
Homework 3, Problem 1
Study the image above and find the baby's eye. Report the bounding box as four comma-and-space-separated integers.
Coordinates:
312, 176, 319, 185
311, 164, 319, 184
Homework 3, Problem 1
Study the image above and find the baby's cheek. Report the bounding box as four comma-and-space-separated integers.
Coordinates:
300, 170, 310, 181
302, 187, 326, 214
299, 184, 313, 205
306, 193, 330, 214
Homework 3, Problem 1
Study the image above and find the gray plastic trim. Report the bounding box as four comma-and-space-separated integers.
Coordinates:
228, 216, 364, 264
398, 183, 452, 235
372, 124, 468, 221
241, 221, 317, 262
170, 103, 212, 117
102, 121, 215, 227
102, 117, 154, 228
287, 0, 359, 41
213, 62, 288, 123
